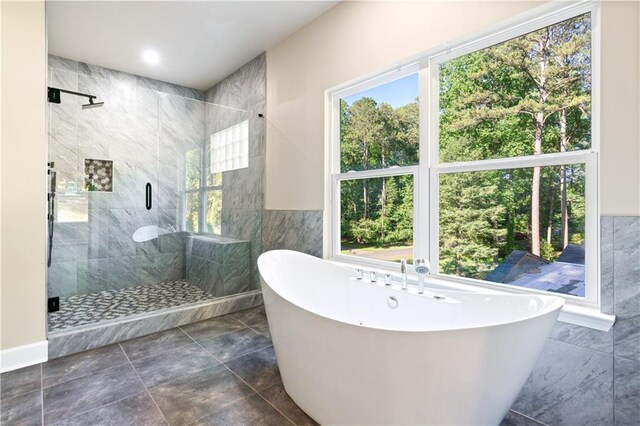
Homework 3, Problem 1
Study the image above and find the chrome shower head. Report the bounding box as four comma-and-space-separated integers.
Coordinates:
82, 99, 105, 109
414, 258, 430, 275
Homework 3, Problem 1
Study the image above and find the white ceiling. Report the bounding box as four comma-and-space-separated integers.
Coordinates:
47, 1, 338, 90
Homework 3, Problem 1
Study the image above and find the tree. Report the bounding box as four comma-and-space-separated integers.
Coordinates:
439, 13, 591, 257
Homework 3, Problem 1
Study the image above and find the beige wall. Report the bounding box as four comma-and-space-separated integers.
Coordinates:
600, 1, 640, 216
1, 1, 47, 350
265, 1, 640, 216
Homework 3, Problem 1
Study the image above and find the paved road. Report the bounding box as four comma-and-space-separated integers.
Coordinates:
342, 246, 413, 262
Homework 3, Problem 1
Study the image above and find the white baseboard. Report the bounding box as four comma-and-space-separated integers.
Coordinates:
0, 340, 48, 373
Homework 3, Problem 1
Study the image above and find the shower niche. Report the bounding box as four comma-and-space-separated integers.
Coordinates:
46, 54, 264, 357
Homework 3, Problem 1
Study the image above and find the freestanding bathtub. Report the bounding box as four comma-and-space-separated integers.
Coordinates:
257, 250, 564, 425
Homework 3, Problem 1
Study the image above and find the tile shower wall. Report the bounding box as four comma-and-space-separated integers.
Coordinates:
205, 54, 266, 289
186, 235, 252, 297
47, 55, 204, 298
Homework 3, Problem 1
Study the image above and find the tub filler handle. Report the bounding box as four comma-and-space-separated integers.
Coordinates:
400, 258, 408, 290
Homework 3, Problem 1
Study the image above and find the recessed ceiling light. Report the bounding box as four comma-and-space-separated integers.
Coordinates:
143, 50, 160, 64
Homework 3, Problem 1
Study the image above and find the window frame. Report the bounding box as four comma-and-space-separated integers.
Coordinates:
329, 64, 422, 271
182, 143, 224, 235
327, 1, 600, 308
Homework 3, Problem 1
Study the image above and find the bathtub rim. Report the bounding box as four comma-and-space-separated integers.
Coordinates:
258, 249, 565, 334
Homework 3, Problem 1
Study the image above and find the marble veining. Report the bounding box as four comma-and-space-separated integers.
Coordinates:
512, 215, 640, 425
262, 210, 323, 257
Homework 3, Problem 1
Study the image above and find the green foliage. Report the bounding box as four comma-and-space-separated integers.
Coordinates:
339, 13, 591, 278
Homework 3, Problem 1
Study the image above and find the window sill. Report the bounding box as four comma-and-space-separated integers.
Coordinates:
327, 258, 616, 332
557, 304, 615, 332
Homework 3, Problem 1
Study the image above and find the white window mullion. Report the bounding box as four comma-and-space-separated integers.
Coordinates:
416, 65, 432, 264
335, 166, 418, 181
435, 151, 596, 174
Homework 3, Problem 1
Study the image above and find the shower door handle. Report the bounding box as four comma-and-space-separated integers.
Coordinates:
145, 183, 152, 210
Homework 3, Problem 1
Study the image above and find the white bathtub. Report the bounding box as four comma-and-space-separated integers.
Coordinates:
257, 250, 564, 426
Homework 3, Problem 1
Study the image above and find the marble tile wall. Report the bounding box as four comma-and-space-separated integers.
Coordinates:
186, 235, 252, 297
510, 216, 640, 425
259, 212, 638, 424
47, 55, 204, 298
205, 54, 266, 289
262, 210, 324, 257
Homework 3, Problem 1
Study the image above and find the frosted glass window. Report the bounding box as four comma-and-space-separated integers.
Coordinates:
209, 120, 249, 173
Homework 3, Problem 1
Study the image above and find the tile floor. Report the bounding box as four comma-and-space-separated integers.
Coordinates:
3, 305, 538, 426
48, 281, 215, 332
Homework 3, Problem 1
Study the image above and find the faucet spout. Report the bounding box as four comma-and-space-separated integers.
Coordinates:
400, 258, 408, 290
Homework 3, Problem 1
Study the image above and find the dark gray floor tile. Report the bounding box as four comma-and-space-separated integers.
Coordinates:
149, 364, 254, 426
131, 343, 219, 388
249, 322, 271, 339
499, 410, 546, 426
43, 363, 145, 424
0, 364, 41, 400
230, 306, 267, 327
259, 383, 317, 426
199, 328, 271, 363
0, 389, 42, 425
43, 344, 128, 388
53, 391, 166, 426
119, 328, 193, 361
189, 394, 290, 426
180, 316, 245, 342
225, 346, 280, 392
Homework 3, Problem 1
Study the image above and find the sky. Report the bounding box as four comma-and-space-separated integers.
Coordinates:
343, 73, 418, 108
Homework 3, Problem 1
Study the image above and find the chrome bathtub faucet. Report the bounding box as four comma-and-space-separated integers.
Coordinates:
384, 274, 392, 286
370, 271, 377, 283
414, 258, 430, 294
356, 269, 363, 280
400, 258, 408, 290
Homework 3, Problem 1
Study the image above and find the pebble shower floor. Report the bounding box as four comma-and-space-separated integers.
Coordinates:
48, 280, 215, 332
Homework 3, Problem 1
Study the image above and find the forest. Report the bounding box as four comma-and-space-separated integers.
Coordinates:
340, 14, 591, 281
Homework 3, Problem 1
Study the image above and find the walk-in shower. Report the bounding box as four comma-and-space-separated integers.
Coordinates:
46, 55, 265, 357
47, 86, 104, 267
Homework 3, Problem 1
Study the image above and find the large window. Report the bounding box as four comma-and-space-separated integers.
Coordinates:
333, 74, 419, 264
330, 4, 598, 305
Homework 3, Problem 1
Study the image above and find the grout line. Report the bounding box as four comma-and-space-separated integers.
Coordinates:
118, 342, 169, 426
181, 324, 272, 365
548, 335, 614, 357
246, 323, 270, 338
40, 363, 45, 426
221, 363, 296, 426
178, 322, 248, 343
48, 390, 148, 426
184, 328, 290, 422
40, 348, 132, 391
180, 394, 253, 426
183, 331, 225, 365
122, 340, 195, 365
508, 409, 549, 426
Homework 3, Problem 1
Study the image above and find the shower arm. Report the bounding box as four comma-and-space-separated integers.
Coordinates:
47, 87, 96, 103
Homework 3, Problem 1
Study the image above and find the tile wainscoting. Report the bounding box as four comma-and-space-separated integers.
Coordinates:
261, 212, 639, 425
262, 210, 323, 257
510, 216, 640, 426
